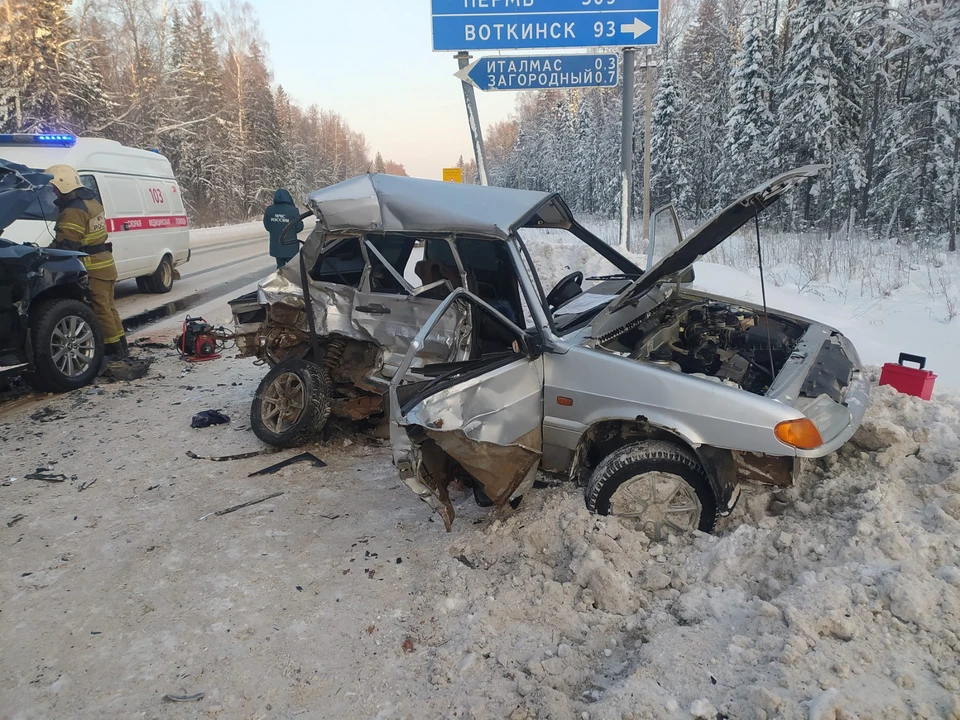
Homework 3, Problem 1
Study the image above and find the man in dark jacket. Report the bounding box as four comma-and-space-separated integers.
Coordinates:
263, 189, 304, 269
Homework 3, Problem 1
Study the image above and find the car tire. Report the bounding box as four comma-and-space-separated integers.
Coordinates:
251, 358, 331, 448
26, 298, 104, 393
585, 440, 717, 539
138, 255, 174, 294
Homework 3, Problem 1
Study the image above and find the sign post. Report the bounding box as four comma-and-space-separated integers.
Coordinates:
456, 52, 489, 186
641, 47, 655, 249
442, 167, 464, 183
620, 48, 635, 249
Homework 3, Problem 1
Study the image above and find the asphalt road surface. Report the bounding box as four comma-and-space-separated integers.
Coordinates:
117, 220, 313, 334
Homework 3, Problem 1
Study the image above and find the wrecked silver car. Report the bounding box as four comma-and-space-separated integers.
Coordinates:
232, 169, 869, 538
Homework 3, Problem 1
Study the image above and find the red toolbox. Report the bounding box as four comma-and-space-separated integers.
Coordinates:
879, 353, 937, 400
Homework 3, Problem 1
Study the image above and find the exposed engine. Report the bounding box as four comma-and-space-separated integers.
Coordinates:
597, 298, 807, 396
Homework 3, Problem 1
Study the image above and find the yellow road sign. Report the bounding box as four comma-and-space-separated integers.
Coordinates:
442, 167, 463, 183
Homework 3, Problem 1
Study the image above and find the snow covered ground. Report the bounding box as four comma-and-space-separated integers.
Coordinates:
4, 220, 956, 719
2, 331, 957, 720
417, 383, 960, 719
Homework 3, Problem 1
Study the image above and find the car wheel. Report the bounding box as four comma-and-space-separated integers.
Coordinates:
251, 358, 331, 448
26, 298, 104, 393
585, 440, 717, 539
139, 255, 174, 294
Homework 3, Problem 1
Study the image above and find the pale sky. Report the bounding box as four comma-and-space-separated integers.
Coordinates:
249, 0, 523, 180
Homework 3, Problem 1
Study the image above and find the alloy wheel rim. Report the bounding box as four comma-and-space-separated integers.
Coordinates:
50, 315, 96, 378
260, 372, 306, 434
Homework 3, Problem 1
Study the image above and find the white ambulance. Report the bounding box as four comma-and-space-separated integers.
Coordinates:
0, 133, 190, 293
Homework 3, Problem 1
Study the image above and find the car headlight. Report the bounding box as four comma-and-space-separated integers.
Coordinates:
775, 418, 823, 450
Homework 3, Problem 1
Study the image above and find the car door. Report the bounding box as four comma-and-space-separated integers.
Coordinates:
388, 288, 544, 530
355, 233, 466, 376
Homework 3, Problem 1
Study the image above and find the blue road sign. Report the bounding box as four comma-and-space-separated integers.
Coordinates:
456, 53, 619, 91
432, 0, 659, 51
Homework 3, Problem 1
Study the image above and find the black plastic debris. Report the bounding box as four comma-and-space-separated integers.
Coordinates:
25, 469, 67, 482
7, 514, 24, 527
163, 692, 204, 703
191, 410, 230, 429
199, 491, 284, 520
186, 448, 278, 462
104, 357, 152, 381
30, 407, 65, 423
248, 452, 326, 477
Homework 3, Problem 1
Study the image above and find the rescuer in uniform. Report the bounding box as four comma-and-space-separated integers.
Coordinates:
263, 188, 304, 269
46, 164, 127, 359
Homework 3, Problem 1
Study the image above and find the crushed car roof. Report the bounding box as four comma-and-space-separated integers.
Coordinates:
305, 173, 573, 239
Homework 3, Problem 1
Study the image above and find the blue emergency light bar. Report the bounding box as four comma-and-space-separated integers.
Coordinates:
0, 133, 77, 147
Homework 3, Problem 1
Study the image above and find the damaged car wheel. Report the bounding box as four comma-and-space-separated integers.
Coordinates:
585, 440, 717, 540
251, 358, 331, 448
26, 298, 104, 393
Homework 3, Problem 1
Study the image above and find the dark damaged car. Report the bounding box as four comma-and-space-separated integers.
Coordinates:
0, 159, 104, 392
231, 169, 869, 538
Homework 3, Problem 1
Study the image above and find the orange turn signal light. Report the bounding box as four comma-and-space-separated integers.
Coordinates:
557, 396, 573, 407
775, 418, 823, 450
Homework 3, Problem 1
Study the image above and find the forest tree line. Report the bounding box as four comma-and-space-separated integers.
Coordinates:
481, 0, 959, 249
1, 0, 407, 226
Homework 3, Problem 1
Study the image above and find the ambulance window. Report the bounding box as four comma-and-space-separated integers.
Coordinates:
310, 237, 364, 287
104, 176, 143, 215
80, 175, 101, 203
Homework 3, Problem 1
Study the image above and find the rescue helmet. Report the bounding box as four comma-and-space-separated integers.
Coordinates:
45, 164, 84, 194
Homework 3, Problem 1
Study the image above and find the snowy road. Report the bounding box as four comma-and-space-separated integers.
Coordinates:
116, 220, 314, 335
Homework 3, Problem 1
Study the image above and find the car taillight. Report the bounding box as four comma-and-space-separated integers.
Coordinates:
775, 418, 823, 450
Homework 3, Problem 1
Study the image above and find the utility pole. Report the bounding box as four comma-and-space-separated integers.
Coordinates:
456, 51, 489, 186
641, 47, 654, 244
619, 48, 636, 249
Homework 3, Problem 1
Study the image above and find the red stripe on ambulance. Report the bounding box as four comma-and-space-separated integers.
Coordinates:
106, 215, 189, 233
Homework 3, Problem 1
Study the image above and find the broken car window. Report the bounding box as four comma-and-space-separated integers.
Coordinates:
310, 237, 364, 287
368, 234, 415, 294
455, 237, 525, 328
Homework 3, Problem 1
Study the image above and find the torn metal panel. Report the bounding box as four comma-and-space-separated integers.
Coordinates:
404, 357, 544, 447
256, 253, 466, 369
425, 427, 541, 505
733, 451, 796, 487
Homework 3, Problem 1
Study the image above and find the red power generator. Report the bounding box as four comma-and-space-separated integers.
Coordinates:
879, 353, 937, 400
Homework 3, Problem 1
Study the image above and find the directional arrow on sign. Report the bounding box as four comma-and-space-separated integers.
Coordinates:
454, 54, 620, 92
454, 59, 481, 89
621, 18, 653, 39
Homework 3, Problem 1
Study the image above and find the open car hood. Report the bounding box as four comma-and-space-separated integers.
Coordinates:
0, 158, 52, 232
607, 165, 825, 313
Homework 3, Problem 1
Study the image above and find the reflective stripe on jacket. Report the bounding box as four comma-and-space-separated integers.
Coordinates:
53, 191, 117, 280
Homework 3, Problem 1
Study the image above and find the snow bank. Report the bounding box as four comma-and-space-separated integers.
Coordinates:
419, 387, 960, 719
189, 220, 264, 242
